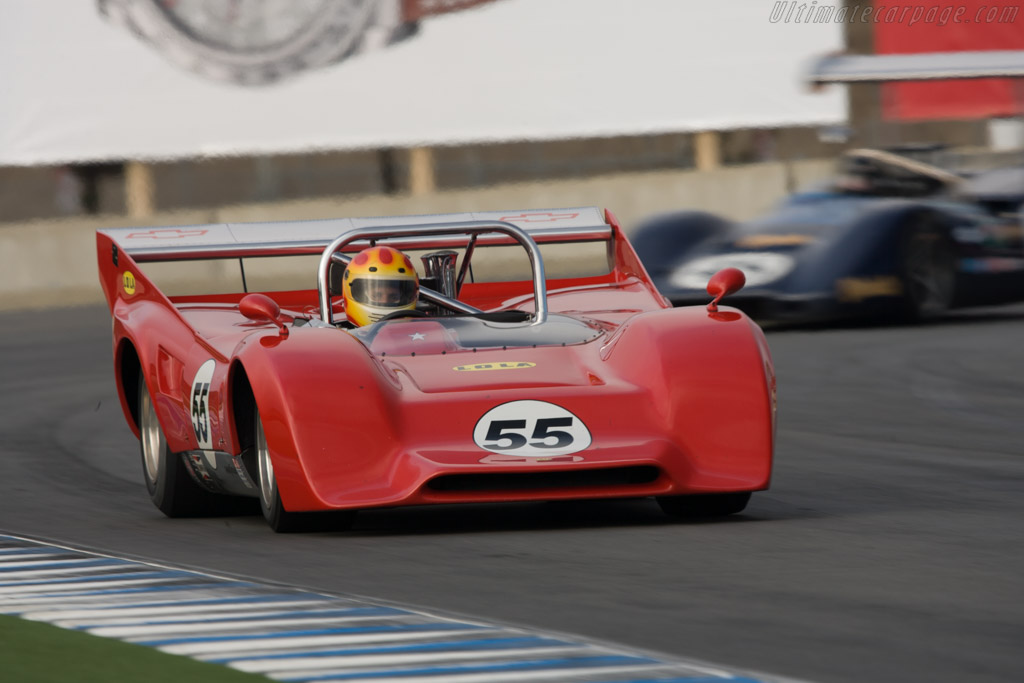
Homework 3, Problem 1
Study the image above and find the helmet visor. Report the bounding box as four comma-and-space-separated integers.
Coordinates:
349, 278, 417, 307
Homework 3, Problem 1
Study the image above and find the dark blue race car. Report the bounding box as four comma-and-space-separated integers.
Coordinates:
633, 148, 1024, 323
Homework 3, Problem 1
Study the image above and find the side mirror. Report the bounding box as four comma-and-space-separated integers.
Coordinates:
240, 293, 288, 337
706, 268, 745, 312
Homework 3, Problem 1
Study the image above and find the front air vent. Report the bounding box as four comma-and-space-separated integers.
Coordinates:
426, 466, 660, 493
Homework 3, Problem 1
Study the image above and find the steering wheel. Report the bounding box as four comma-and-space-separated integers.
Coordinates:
376, 309, 428, 323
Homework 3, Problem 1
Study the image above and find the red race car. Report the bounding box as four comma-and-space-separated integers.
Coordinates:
96, 208, 775, 532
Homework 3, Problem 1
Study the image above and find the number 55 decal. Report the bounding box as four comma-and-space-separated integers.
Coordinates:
190, 360, 216, 450
473, 400, 592, 457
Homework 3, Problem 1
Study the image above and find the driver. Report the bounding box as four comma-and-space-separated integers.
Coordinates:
342, 246, 419, 326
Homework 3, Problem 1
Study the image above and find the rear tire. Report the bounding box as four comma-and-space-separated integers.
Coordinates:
656, 492, 751, 518
254, 405, 355, 533
138, 377, 224, 517
900, 219, 955, 321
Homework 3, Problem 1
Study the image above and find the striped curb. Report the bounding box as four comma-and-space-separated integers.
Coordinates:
0, 534, 802, 683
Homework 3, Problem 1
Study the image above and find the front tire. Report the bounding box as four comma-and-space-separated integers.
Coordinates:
138, 377, 222, 517
254, 406, 355, 533
656, 492, 751, 518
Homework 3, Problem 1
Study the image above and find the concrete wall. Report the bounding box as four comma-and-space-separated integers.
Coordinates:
0, 158, 835, 311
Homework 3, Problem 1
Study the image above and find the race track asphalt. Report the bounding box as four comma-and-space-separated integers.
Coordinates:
1, 303, 1022, 683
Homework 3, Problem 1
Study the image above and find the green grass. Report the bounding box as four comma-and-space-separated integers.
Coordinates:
0, 614, 268, 682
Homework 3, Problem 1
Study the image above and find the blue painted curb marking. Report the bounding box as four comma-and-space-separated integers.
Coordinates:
0, 534, 808, 683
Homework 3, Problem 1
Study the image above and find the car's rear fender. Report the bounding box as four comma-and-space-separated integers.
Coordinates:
112, 299, 212, 449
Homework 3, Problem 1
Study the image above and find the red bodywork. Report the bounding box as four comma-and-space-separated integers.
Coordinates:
97, 208, 774, 512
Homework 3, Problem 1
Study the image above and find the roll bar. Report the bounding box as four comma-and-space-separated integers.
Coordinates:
317, 221, 549, 326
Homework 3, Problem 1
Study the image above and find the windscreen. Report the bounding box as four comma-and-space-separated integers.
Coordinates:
349, 314, 604, 356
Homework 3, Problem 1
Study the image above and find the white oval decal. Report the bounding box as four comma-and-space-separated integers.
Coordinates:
473, 400, 592, 457
670, 252, 795, 289
190, 359, 216, 451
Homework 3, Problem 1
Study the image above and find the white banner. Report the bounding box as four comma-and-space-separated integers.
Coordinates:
1, 0, 845, 166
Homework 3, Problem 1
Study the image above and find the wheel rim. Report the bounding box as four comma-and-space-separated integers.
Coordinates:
255, 410, 276, 509
906, 230, 953, 314
140, 382, 162, 486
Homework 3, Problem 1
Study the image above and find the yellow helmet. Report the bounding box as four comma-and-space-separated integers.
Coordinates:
342, 246, 419, 326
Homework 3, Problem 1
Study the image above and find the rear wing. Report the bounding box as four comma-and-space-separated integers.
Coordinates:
807, 49, 1024, 85
98, 207, 614, 262
840, 147, 965, 193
